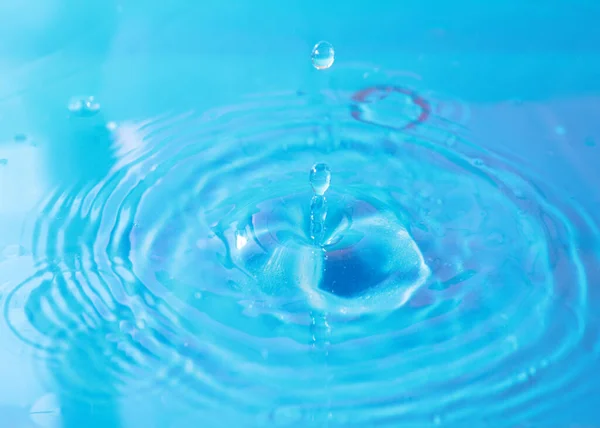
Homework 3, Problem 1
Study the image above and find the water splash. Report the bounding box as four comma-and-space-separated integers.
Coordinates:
2, 70, 599, 427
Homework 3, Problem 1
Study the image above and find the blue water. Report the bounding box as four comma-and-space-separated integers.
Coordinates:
1, 1, 600, 427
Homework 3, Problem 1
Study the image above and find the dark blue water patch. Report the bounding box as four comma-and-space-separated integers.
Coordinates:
319, 217, 426, 299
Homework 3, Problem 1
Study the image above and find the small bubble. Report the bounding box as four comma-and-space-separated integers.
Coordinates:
309, 163, 331, 195
194, 292, 202, 299
311, 41, 335, 70
472, 158, 484, 167
68, 96, 101, 117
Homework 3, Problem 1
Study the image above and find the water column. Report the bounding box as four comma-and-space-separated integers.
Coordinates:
308, 162, 333, 424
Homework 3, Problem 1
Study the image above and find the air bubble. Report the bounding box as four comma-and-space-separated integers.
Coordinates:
311, 41, 335, 70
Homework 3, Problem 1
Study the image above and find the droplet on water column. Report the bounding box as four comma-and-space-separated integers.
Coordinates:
309, 162, 331, 196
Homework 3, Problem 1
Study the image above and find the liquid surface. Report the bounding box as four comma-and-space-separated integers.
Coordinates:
1, 7, 600, 426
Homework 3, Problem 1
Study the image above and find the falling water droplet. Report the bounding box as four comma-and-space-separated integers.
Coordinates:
311, 41, 335, 70
67, 96, 101, 117
310, 163, 331, 196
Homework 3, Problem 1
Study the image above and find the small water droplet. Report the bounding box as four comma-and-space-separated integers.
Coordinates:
309, 163, 331, 196
311, 41, 335, 70
445, 135, 457, 147
68, 96, 100, 117
472, 158, 484, 167
194, 292, 202, 299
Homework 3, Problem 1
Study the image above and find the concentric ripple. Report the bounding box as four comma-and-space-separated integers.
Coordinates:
3, 67, 600, 427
